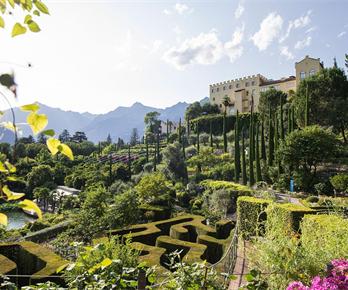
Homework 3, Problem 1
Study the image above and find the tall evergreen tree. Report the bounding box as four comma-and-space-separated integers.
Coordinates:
59, 129, 70, 142
291, 107, 295, 132
261, 120, 266, 161
129, 128, 139, 146
274, 112, 279, 154
196, 121, 200, 153
209, 119, 213, 149
268, 103, 274, 166
255, 121, 262, 182
156, 132, 160, 163
234, 111, 241, 182
222, 96, 230, 153
280, 97, 284, 139
128, 145, 131, 174
166, 119, 169, 144
106, 134, 112, 145
178, 118, 182, 144
305, 83, 309, 127
287, 106, 292, 135
241, 129, 247, 185
249, 118, 255, 187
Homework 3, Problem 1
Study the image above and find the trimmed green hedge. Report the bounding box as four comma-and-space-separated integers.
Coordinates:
301, 214, 348, 273
237, 196, 272, 239
190, 113, 254, 135
0, 254, 17, 275
0, 241, 67, 286
139, 204, 171, 221
267, 203, 314, 234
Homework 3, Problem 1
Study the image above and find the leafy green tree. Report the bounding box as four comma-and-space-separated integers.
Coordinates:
129, 128, 139, 146
293, 67, 348, 143
162, 142, 188, 183
27, 164, 55, 194
185, 101, 202, 121
71, 131, 88, 143
258, 88, 288, 121
278, 126, 338, 191
33, 187, 51, 211
37, 132, 47, 144
58, 129, 71, 142
144, 111, 160, 134
106, 134, 112, 145
135, 172, 174, 205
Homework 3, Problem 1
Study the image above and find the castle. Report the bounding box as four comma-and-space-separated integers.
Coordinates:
209, 55, 323, 114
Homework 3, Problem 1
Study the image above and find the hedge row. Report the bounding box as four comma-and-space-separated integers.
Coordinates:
105, 214, 235, 269
0, 241, 67, 286
267, 203, 315, 234
237, 196, 272, 239
190, 112, 256, 135
301, 214, 348, 273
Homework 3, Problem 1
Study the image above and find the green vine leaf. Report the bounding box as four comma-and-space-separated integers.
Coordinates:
2, 185, 25, 201
0, 213, 7, 226
58, 143, 74, 160
0, 15, 4, 28
27, 20, 40, 32
12, 22, 27, 37
20, 103, 40, 112
34, 0, 49, 15
24, 14, 32, 24
42, 129, 55, 137
33, 9, 40, 16
27, 112, 48, 134
46, 137, 60, 155
7, 0, 15, 8
19, 199, 42, 219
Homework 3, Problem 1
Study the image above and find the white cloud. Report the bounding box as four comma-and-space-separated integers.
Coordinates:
294, 36, 312, 49
280, 46, 294, 60
150, 40, 163, 53
305, 26, 316, 34
234, 1, 245, 19
337, 31, 346, 38
279, 10, 312, 43
224, 25, 244, 62
251, 12, 283, 51
163, 9, 171, 15
163, 26, 244, 70
174, 3, 193, 15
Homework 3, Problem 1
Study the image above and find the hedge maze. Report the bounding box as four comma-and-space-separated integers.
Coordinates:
104, 214, 235, 273
0, 241, 67, 287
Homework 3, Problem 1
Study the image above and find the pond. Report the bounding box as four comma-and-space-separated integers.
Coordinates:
5, 210, 37, 230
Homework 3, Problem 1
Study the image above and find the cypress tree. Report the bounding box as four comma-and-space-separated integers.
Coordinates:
223, 112, 227, 153
209, 119, 213, 149
255, 121, 262, 182
166, 119, 169, 144
249, 118, 255, 187
274, 112, 279, 154
182, 129, 186, 159
261, 120, 266, 161
280, 96, 284, 140
156, 132, 160, 163
287, 107, 291, 135
268, 103, 274, 166
153, 144, 157, 172
241, 129, 247, 185
196, 121, 200, 153
178, 118, 182, 144
305, 83, 309, 127
187, 117, 190, 140
291, 106, 295, 132
234, 111, 240, 182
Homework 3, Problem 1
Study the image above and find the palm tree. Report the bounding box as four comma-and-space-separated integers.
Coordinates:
222, 95, 231, 114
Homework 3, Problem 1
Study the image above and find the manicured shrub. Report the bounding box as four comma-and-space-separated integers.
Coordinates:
305, 196, 319, 203
266, 203, 314, 234
237, 196, 272, 239
301, 215, 348, 266
330, 173, 348, 193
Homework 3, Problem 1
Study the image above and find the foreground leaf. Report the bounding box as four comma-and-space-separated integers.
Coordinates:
42, 129, 55, 137
2, 185, 25, 201
27, 20, 40, 33
58, 143, 74, 160
0, 213, 7, 226
34, 0, 49, 14
0, 15, 4, 28
19, 199, 42, 219
20, 103, 40, 112
1, 121, 16, 132
12, 23, 27, 37
27, 112, 48, 134
46, 138, 61, 155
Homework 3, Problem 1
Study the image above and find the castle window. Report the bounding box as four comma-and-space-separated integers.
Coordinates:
217, 87, 219, 92
251, 81, 255, 86
219, 104, 222, 108
236, 83, 240, 88
211, 89, 214, 93
229, 84, 233, 89
223, 86, 226, 90
213, 97, 215, 101
309, 69, 315, 76
245, 82, 250, 87
300, 71, 306, 79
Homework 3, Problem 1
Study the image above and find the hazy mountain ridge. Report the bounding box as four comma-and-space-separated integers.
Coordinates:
0, 99, 207, 143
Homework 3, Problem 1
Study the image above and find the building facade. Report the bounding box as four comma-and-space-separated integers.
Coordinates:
209, 55, 323, 114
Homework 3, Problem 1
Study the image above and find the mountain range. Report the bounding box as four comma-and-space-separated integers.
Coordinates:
1, 98, 209, 144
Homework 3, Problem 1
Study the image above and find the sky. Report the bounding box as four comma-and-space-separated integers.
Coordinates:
0, 0, 347, 114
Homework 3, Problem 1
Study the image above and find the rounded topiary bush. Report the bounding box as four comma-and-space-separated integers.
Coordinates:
305, 196, 319, 203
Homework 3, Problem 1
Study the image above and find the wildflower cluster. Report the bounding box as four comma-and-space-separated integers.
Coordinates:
287, 259, 348, 290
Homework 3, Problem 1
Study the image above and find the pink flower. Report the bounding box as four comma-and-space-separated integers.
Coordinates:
287, 281, 309, 290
